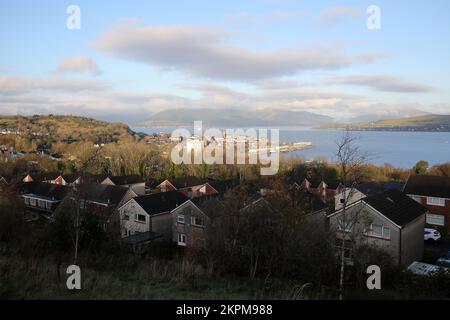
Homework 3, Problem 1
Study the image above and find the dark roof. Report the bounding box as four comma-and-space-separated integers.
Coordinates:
82, 173, 109, 184
61, 174, 80, 183
133, 191, 189, 215
26, 172, 61, 182
121, 231, 163, 245
404, 175, 450, 199
77, 183, 130, 206
21, 182, 69, 201
206, 179, 239, 193
363, 189, 428, 227
107, 175, 145, 185
166, 176, 205, 189
357, 181, 404, 196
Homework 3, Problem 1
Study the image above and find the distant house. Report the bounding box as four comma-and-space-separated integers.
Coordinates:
404, 175, 450, 230
156, 176, 236, 199
157, 176, 205, 193
20, 182, 69, 214
0, 176, 9, 191
118, 191, 209, 247
295, 178, 345, 203
23, 172, 60, 184
101, 175, 146, 195
328, 189, 428, 266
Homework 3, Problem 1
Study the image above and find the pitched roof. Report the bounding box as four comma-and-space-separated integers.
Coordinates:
26, 172, 61, 182
107, 175, 145, 185
61, 174, 80, 183
133, 191, 189, 215
363, 189, 428, 227
77, 183, 130, 205
357, 181, 405, 196
404, 175, 450, 199
206, 179, 239, 193
21, 182, 69, 201
166, 176, 205, 189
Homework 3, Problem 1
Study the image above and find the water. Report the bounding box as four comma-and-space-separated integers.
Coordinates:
132, 127, 450, 168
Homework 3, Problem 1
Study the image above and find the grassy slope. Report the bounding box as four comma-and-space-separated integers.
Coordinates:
321, 115, 450, 131
0, 248, 292, 299
0, 115, 135, 142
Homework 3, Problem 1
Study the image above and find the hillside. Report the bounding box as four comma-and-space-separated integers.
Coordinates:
0, 115, 136, 143
320, 114, 450, 132
139, 108, 333, 128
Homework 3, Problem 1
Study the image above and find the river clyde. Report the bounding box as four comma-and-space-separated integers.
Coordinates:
132, 127, 450, 169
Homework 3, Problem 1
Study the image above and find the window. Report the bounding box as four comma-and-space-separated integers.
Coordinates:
426, 214, 445, 226
46, 201, 52, 210
178, 233, 187, 246
191, 216, 205, 227
427, 197, 445, 207
30, 198, 36, 207
338, 217, 353, 232
24, 197, 30, 205
123, 214, 130, 221
136, 214, 146, 223
367, 224, 391, 239
177, 215, 185, 224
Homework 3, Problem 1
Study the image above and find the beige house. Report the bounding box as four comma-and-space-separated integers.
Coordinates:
118, 191, 208, 247
328, 189, 427, 266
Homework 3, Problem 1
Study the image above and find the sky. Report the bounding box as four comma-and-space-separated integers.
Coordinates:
0, 0, 449, 124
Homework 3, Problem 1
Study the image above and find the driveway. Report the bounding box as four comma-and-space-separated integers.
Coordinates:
425, 237, 450, 256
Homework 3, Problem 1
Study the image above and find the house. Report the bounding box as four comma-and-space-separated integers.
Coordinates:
157, 176, 205, 193
404, 175, 450, 230
156, 176, 236, 199
20, 181, 70, 214
55, 183, 137, 232
118, 191, 209, 247
294, 178, 345, 203
100, 175, 146, 195
22, 172, 61, 183
328, 189, 428, 266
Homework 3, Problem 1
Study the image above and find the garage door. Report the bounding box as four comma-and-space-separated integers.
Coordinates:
426, 214, 445, 226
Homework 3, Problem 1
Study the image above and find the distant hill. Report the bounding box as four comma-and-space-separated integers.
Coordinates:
320, 114, 450, 132
0, 115, 136, 143
139, 108, 333, 127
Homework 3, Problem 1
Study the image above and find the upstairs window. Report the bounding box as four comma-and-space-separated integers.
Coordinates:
177, 215, 185, 224
367, 224, 391, 240
136, 214, 146, 223
427, 197, 445, 207
338, 217, 353, 232
191, 216, 205, 227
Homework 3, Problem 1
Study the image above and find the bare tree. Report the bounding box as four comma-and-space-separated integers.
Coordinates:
335, 130, 369, 300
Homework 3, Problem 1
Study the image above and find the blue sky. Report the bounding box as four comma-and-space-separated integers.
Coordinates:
1, 0, 449, 123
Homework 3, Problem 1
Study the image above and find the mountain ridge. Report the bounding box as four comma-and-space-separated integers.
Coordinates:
138, 108, 333, 128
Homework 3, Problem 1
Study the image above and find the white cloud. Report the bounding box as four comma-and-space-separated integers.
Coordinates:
225, 10, 307, 25
0, 76, 108, 95
315, 6, 363, 27
92, 22, 382, 81
56, 56, 103, 76
328, 75, 434, 93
